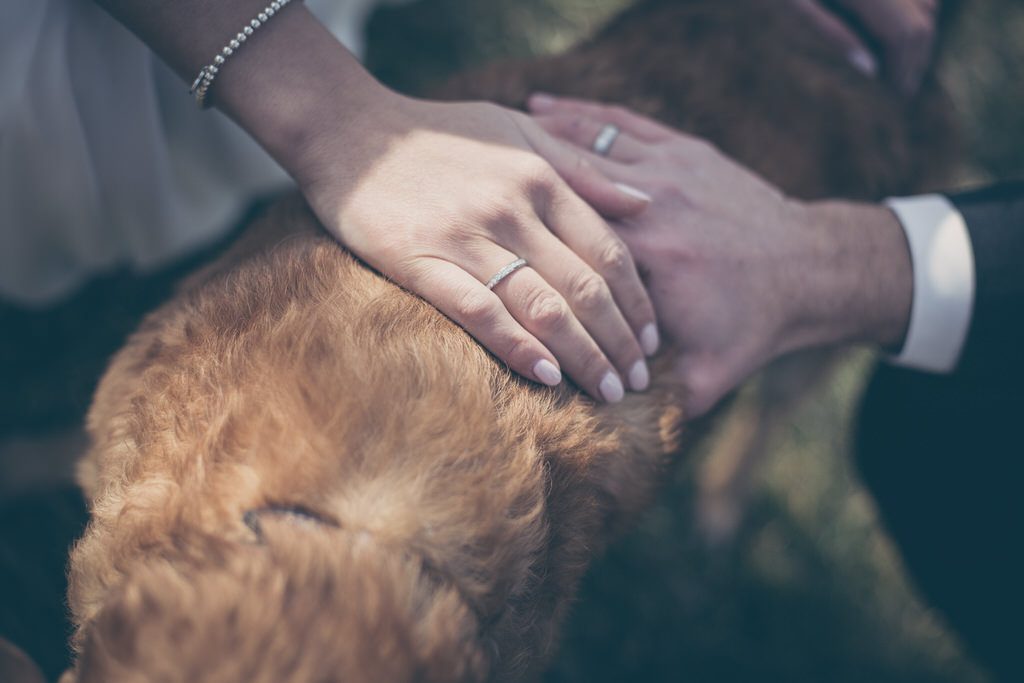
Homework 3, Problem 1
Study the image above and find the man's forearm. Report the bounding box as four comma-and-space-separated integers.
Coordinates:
784, 200, 914, 355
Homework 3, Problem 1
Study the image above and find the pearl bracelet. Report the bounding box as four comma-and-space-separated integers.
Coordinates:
189, 0, 295, 109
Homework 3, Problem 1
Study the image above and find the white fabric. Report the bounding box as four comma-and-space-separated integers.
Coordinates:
885, 194, 976, 373
0, 0, 408, 306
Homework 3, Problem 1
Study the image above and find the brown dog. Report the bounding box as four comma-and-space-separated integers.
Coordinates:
64, 1, 957, 681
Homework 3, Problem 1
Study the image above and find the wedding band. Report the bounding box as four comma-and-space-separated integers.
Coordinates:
592, 124, 620, 157
486, 258, 528, 290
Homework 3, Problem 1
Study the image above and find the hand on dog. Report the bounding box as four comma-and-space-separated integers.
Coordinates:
291, 92, 659, 402
788, 0, 939, 95
530, 94, 914, 417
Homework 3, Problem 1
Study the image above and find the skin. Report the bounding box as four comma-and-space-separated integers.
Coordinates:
521, 0, 940, 416
785, 0, 940, 95
92, 0, 661, 402
529, 95, 914, 418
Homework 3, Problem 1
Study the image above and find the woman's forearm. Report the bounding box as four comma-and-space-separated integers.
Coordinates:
92, 1, 394, 173
90, 1, 660, 403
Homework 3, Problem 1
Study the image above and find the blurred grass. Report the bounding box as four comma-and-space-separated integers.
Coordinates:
364, 2, 1024, 682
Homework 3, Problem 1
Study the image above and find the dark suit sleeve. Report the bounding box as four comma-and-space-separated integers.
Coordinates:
949, 181, 1024, 379
853, 181, 1024, 681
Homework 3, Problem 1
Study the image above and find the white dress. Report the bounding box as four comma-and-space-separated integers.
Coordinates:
0, 0, 409, 306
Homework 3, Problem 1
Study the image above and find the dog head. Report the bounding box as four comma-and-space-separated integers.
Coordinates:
66, 515, 491, 683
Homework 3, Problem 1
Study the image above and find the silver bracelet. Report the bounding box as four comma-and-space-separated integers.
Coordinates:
189, 0, 295, 109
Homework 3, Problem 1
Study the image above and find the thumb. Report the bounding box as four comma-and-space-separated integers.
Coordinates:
529, 132, 651, 219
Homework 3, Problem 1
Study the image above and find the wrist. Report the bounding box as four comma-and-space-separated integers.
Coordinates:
209, 4, 398, 179
779, 199, 913, 354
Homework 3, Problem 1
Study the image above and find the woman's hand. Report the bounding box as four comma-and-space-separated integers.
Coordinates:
788, 0, 939, 95
159, 4, 661, 403
288, 93, 659, 401
96, 1, 658, 402
529, 95, 914, 416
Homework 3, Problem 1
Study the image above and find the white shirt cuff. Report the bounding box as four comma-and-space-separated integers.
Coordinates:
884, 194, 975, 374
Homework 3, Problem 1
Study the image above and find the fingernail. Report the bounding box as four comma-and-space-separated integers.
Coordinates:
640, 323, 660, 356
614, 182, 652, 203
529, 93, 556, 111
533, 359, 563, 387
628, 360, 650, 392
599, 371, 625, 403
848, 49, 878, 78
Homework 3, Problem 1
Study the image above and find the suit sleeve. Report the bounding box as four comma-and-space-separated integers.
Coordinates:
949, 181, 1024, 379
854, 182, 1024, 681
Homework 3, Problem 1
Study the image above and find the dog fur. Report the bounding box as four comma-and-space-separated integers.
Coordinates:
64, 1, 957, 681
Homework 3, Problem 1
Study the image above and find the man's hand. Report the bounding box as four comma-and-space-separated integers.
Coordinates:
788, 0, 939, 95
530, 95, 914, 417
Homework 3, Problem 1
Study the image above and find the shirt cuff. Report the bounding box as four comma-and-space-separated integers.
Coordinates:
884, 194, 975, 373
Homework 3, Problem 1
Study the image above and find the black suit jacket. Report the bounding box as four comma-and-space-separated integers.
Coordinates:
951, 181, 1024, 379
855, 180, 1024, 682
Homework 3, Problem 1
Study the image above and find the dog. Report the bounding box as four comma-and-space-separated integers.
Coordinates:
63, 1, 958, 680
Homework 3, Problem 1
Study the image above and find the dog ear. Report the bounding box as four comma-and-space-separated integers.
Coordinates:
0, 638, 47, 683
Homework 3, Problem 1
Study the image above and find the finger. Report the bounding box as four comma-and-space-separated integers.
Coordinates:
492, 264, 628, 402
891, 9, 937, 96
532, 113, 648, 164
528, 94, 676, 143
789, 0, 878, 78
516, 223, 651, 392
834, 0, 936, 95
407, 258, 564, 389
528, 181, 660, 361
895, 42, 930, 96
525, 130, 651, 220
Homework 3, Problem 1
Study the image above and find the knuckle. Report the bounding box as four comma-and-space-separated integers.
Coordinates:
519, 164, 559, 202
453, 288, 496, 326
525, 288, 570, 331
568, 271, 611, 312
597, 240, 633, 277
518, 156, 556, 186
486, 201, 525, 230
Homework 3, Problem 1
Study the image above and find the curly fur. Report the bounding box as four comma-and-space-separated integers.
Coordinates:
65, 1, 957, 681
66, 202, 684, 682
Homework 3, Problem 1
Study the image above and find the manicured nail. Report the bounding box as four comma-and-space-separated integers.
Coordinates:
615, 182, 652, 203
640, 323, 660, 356
628, 360, 650, 392
533, 359, 563, 387
848, 49, 878, 78
529, 92, 556, 111
599, 371, 625, 403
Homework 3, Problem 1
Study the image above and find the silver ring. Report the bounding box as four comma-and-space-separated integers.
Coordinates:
592, 124, 620, 157
486, 258, 528, 290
